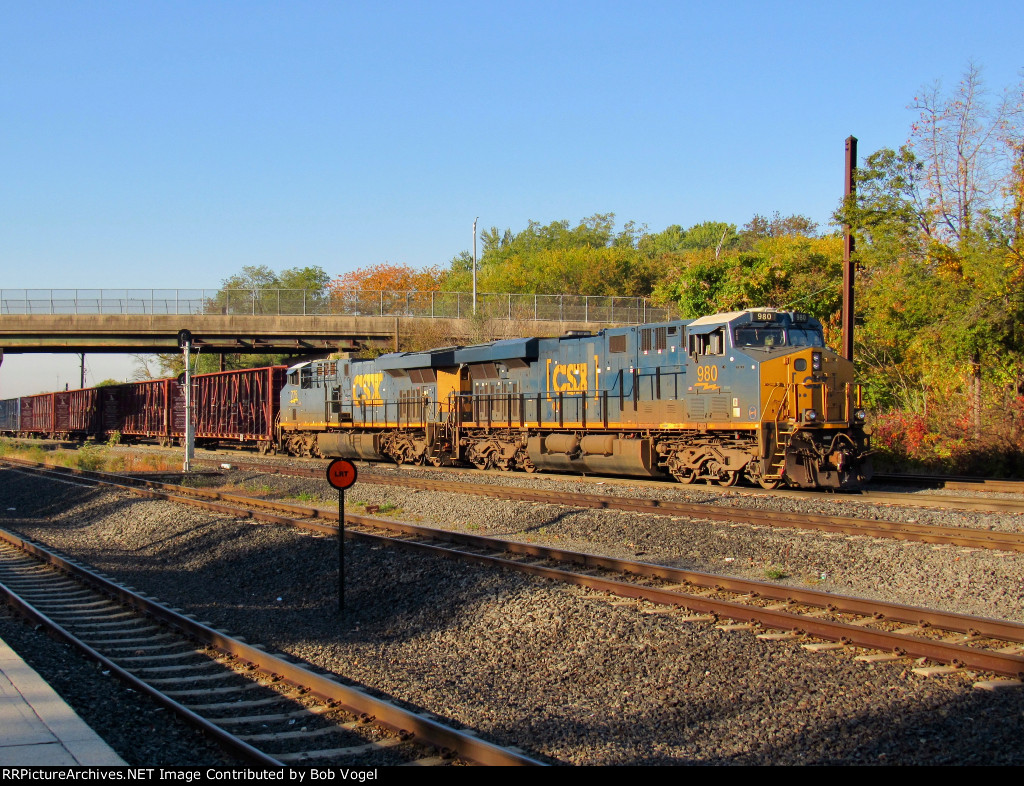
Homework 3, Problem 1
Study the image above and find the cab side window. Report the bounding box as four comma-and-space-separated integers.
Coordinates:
688, 328, 725, 357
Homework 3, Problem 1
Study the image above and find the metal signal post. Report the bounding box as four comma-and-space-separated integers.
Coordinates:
326, 458, 358, 613
178, 329, 195, 472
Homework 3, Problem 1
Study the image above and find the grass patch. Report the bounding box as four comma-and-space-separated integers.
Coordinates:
763, 566, 790, 581
0, 440, 176, 474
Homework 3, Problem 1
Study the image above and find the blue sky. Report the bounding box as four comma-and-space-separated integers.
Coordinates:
1, 1, 1021, 396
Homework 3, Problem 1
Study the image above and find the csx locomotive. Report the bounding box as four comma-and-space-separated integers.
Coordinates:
280, 308, 872, 489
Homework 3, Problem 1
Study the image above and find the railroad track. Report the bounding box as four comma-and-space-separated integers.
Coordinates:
0, 524, 543, 766
96, 455, 1024, 553
11, 440, 1024, 513
162, 452, 1024, 515
873, 472, 1024, 495
5, 458, 1024, 684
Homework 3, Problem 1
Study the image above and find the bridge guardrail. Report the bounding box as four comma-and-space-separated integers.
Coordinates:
0, 289, 674, 324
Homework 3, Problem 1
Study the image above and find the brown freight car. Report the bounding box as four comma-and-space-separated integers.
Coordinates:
3, 365, 288, 451
188, 366, 287, 451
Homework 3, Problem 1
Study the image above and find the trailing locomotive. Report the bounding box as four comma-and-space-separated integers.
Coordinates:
280, 308, 872, 489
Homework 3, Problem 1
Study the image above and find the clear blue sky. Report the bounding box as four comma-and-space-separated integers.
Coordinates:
1, 1, 1021, 396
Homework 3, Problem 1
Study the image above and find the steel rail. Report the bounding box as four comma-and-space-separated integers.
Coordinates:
178, 455, 1024, 538
0, 546, 286, 767
7, 459, 1024, 679
181, 455, 1024, 515
873, 473, 1024, 494
341, 525, 1024, 678
5, 456, 1021, 553
0, 523, 545, 766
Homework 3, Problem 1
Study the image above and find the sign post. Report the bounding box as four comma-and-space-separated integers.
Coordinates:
326, 458, 358, 613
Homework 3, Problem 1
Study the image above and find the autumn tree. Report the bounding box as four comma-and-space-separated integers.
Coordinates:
839, 66, 1024, 470
328, 262, 447, 316
910, 64, 1024, 243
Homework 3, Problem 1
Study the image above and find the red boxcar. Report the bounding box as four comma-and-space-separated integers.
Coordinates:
101, 379, 175, 442
66, 388, 102, 435
7, 366, 286, 450
187, 366, 286, 449
2, 389, 101, 439
97, 367, 286, 450
19, 393, 54, 435
52, 389, 102, 437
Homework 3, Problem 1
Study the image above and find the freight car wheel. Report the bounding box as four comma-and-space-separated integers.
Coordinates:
758, 477, 782, 490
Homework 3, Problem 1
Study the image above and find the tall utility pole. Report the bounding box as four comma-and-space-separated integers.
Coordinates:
842, 135, 858, 362
472, 217, 478, 316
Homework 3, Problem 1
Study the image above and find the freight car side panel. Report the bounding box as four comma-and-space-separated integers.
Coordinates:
20, 394, 54, 433
191, 366, 286, 442
104, 380, 171, 438
54, 393, 71, 433
0, 398, 19, 433
67, 388, 102, 435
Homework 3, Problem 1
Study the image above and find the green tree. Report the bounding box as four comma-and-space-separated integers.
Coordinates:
210, 264, 330, 315
447, 213, 659, 297
655, 235, 843, 332
837, 66, 1024, 471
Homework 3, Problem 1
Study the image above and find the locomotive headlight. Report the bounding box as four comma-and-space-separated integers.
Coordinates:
854, 409, 867, 422
804, 409, 818, 422
811, 352, 822, 371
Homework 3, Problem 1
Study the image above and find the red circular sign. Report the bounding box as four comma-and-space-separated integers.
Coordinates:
326, 458, 358, 490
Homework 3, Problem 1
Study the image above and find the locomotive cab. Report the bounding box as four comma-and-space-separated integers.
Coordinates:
729, 310, 870, 488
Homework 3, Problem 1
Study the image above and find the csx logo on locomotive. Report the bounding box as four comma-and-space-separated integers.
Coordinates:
546, 360, 589, 394
352, 372, 383, 403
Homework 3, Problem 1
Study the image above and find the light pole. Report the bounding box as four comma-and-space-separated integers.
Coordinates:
472, 217, 478, 316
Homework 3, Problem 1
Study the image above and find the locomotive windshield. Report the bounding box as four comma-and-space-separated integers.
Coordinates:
734, 325, 824, 348
787, 327, 824, 347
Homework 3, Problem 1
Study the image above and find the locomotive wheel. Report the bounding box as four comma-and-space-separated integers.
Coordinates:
673, 469, 696, 484
758, 477, 782, 490
717, 470, 739, 487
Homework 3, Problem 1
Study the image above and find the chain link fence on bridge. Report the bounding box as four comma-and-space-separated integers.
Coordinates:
0, 289, 676, 324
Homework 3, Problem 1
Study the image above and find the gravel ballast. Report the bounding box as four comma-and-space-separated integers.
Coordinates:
1, 463, 1024, 765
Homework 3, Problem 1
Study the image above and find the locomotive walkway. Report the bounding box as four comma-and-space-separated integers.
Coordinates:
0, 289, 671, 355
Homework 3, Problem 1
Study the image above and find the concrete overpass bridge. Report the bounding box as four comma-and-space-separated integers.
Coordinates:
0, 289, 673, 359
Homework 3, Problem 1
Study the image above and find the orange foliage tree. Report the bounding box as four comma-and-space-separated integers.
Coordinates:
327, 263, 448, 314
329, 262, 447, 294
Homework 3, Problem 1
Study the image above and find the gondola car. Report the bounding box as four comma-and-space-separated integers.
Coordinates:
278, 308, 872, 489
